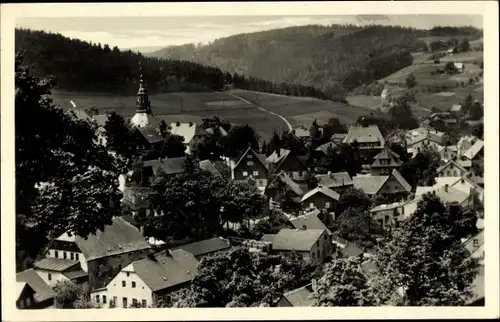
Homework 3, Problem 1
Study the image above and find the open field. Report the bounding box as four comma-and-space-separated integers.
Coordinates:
345, 95, 384, 111
438, 51, 483, 63
230, 89, 384, 128
415, 85, 483, 112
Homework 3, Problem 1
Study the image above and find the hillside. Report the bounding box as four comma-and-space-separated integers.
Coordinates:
148, 25, 482, 99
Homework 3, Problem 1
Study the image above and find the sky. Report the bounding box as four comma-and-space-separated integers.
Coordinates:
16, 15, 483, 52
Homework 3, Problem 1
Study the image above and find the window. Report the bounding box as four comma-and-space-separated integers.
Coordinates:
122, 297, 127, 308
378, 219, 383, 226
113, 296, 117, 306
126, 272, 130, 277
253, 170, 259, 176
103, 295, 107, 304
54, 251, 58, 258
63, 252, 67, 259
75, 253, 79, 260
247, 154, 253, 159
122, 281, 126, 287
96, 295, 100, 304
309, 202, 314, 209
298, 171, 303, 177
325, 202, 331, 209
385, 215, 390, 224
132, 299, 138, 307
132, 281, 136, 288
142, 300, 147, 308
70, 253, 74, 260
48, 273, 52, 281
242, 171, 248, 177
473, 239, 479, 247
246, 161, 254, 166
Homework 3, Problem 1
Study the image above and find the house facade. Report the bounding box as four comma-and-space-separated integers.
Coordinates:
266, 149, 308, 182
437, 160, 468, 177
231, 147, 269, 191
16, 269, 56, 309
369, 202, 406, 229
16, 282, 36, 309
300, 185, 340, 212
353, 169, 411, 199
314, 172, 353, 194
370, 145, 402, 176
437, 145, 458, 162
343, 125, 385, 163
169, 122, 209, 155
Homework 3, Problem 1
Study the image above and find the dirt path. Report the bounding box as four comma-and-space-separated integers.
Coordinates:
229, 92, 293, 132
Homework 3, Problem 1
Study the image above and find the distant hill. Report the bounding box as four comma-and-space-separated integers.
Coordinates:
149, 24, 482, 98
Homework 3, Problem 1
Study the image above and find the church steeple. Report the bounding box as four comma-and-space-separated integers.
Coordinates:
136, 61, 151, 113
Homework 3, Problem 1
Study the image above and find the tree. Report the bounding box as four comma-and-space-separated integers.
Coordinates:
337, 188, 372, 214
334, 207, 385, 248
321, 118, 347, 141
405, 74, 416, 89
400, 146, 441, 189
250, 208, 294, 239
468, 101, 483, 121
221, 124, 260, 158
370, 194, 479, 306
15, 55, 124, 271
143, 134, 185, 160
267, 130, 282, 156
159, 120, 168, 138
422, 43, 429, 53
53, 280, 95, 308
311, 257, 374, 306
444, 62, 458, 74
104, 111, 138, 161
458, 39, 470, 52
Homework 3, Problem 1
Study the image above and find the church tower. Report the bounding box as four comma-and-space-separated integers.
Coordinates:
130, 62, 159, 129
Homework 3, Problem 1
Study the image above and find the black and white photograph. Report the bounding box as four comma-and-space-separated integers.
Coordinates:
1, 1, 499, 320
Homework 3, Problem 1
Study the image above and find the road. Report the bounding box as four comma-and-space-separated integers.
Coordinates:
229, 92, 293, 132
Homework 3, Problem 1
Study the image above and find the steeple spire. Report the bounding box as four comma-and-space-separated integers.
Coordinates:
136, 61, 151, 113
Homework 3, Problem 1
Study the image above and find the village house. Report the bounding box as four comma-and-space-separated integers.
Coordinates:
437, 145, 458, 162
229, 147, 269, 191
32, 257, 87, 288
436, 160, 468, 177
140, 156, 187, 185
170, 237, 232, 260
370, 145, 402, 176
415, 175, 484, 202
369, 201, 406, 229
457, 135, 479, 155
450, 104, 465, 117
462, 230, 484, 264
91, 249, 199, 308
265, 171, 305, 207
352, 169, 412, 199
262, 228, 332, 264
43, 217, 151, 291
312, 141, 337, 170
266, 148, 308, 182
300, 185, 340, 212
314, 171, 353, 194
276, 283, 315, 307
461, 139, 484, 162
169, 122, 210, 155
342, 125, 386, 163
131, 126, 164, 153
453, 62, 465, 73
16, 269, 56, 309
289, 209, 333, 234
406, 129, 448, 151
330, 133, 347, 144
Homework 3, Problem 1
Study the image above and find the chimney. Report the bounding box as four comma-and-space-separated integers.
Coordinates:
444, 184, 449, 192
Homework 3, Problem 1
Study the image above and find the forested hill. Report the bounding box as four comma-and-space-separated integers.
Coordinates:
14, 28, 332, 101
149, 24, 482, 97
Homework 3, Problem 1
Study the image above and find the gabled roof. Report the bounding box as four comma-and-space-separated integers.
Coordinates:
67, 217, 151, 261
135, 126, 163, 144
143, 157, 186, 176
16, 269, 56, 302
290, 210, 330, 233
314, 172, 353, 188
315, 142, 337, 155
370, 201, 406, 213
343, 125, 385, 146
451, 104, 463, 112
232, 147, 268, 171
199, 160, 223, 178
462, 139, 483, 160
282, 283, 314, 306
371, 146, 402, 168
417, 185, 470, 204
266, 148, 291, 169
33, 258, 80, 272
391, 169, 412, 192
300, 185, 340, 203
437, 160, 467, 175
130, 112, 159, 129
267, 171, 305, 197
170, 122, 209, 144
128, 249, 199, 292
171, 237, 231, 258
271, 228, 326, 252
353, 175, 389, 195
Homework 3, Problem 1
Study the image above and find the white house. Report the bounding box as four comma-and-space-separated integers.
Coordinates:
436, 160, 468, 178
91, 249, 199, 308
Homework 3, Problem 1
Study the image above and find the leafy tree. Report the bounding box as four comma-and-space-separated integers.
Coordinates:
221, 124, 260, 158
422, 42, 429, 53
321, 118, 347, 141
266, 130, 283, 156
468, 101, 483, 121
159, 120, 168, 138
444, 62, 458, 74
191, 132, 223, 161
104, 111, 138, 161
333, 207, 385, 248
389, 99, 419, 130
337, 143, 363, 177
337, 188, 372, 214
400, 146, 441, 189
458, 39, 470, 52
250, 209, 294, 240
370, 194, 479, 306
311, 257, 374, 306
15, 55, 124, 270
53, 280, 94, 308
405, 74, 417, 89
142, 134, 185, 160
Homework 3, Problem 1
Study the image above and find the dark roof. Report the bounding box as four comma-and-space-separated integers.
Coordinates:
282, 283, 314, 306
301, 185, 340, 203
16, 269, 56, 302
233, 147, 268, 171
290, 210, 329, 233
267, 171, 304, 197
314, 172, 353, 188
63, 269, 88, 280
271, 229, 326, 252
33, 257, 80, 272
171, 237, 231, 257
315, 142, 337, 155
131, 249, 199, 292
143, 157, 186, 176
371, 146, 402, 168
136, 126, 163, 144
199, 160, 223, 178
73, 217, 151, 261
343, 125, 385, 146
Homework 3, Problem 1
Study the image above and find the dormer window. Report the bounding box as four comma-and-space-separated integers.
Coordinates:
246, 160, 254, 166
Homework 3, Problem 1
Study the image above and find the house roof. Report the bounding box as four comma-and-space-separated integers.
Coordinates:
331, 133, 347, 141
343, 125, 385, 146
391, 169, 412, 192
437, 145, 458, 153
266, 148, 291, 169
70, 217, 151, 261
282, 283, 314, 306
143, 157, 186, 176
300, 185, 340, 203
267, 171, 305, 197
290, 210, 330, 233
417, 185, 470, 204
16, 269, 56, 302
370, 201, 406, 213
457, 158, 472, 168
462, 139, 483, 160
169, 122, 209, 144
91, 114, 109, 127
453, 62, 464, 69
353, 175, 389, 195
437, 160, 467, 175
271, 228, 325, 252
261, 234, 275, 243
451, 104, 463, 112
136, 126, 163, 144
130, 112, 159, 129
314, 172, 353, 189
199, 160, 223, 178
292, 127, 310, 138
171, 237, 231, 257
371, 146, 402, 168
33, 257, 80, 272
232, 147, 268, 171
129, 249, 199, 292
63, 269, 88, 280
315, 141, 337, 155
